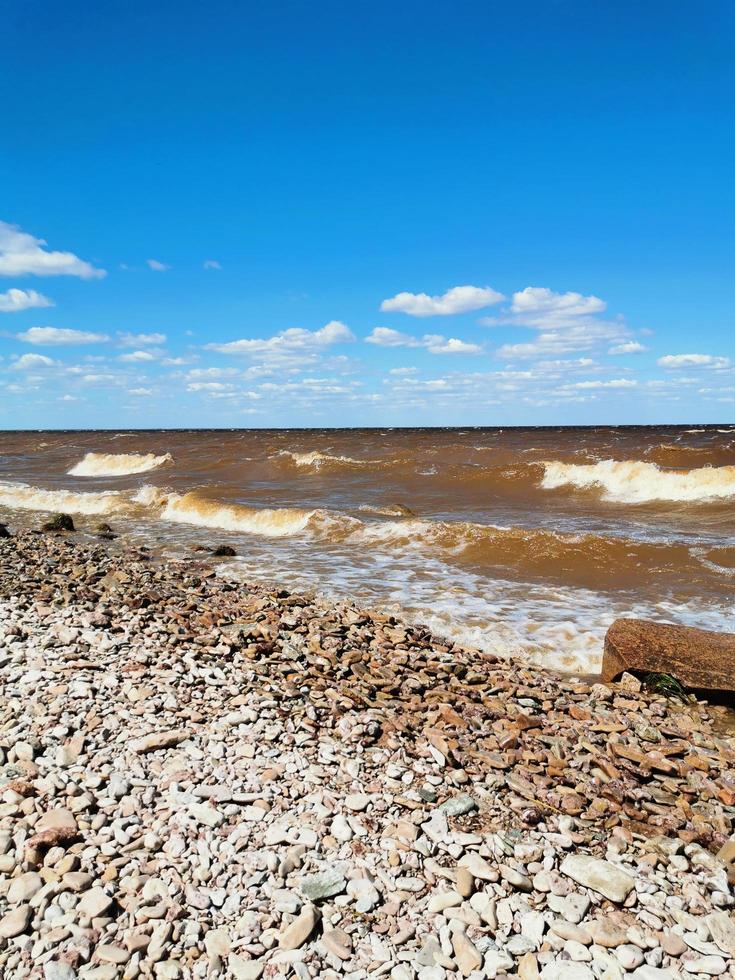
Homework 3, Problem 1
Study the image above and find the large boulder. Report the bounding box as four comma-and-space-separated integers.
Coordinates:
603, 618, 735, 693
0, 524, 10, 538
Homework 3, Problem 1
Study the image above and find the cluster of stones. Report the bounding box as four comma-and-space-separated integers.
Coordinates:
0, 530, 734, 979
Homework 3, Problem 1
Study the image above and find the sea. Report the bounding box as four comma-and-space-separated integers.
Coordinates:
1, 425, 733, 675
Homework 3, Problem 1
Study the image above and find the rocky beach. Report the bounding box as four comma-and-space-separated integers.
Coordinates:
1, 526, 735, 980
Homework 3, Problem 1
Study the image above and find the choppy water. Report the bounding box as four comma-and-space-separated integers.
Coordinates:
1, 426, 733, 673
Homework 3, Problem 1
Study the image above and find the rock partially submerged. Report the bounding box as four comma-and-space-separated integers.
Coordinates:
603, 617, 735, 693
40, 512, 75, 532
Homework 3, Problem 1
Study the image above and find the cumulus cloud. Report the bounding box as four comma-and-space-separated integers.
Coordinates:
118, 332, 167, 346
147, 259, 170, 272
206, 321, 355, 361
608, 341, 647, 355
16, 326, 109, 346
12, 353, 56, 370
203, 259, 221, 270
0, 221, 106, 279
365, 328, 482, 355
365, 327, 422, 348
119, 350, 157, 363
429, 338, 482, 354
380, 285, 503, 317
504, 286, 606, 327
0, 288, 54, 312
481, 285, 630, 360
658, 353, 730, 369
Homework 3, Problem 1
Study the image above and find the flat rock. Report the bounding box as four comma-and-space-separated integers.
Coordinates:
602, 618, 735, 692
130, 730, 189, 753
560, 855, 635, 903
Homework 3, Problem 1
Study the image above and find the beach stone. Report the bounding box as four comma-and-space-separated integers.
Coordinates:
7, 871, 43, 904
455, 867, 474, 898
706, 911, 735, 956
299, 868, 346, 901
345, 792, 370, 811
0, 904, 32, 938
322, 927, 352, 960
540, 962, 594, 980
615, 944, 645, 970
451, 929, 482, 976
130, 729, 189, 753
228, 955, 264, 980
438, 794, 477, 817
560, 855, 635, 903
602, 618, 735, 692
684, 956, 727, 975
279, 903, 320, 949
77, 887, 114, 919
347, 877, 380, 912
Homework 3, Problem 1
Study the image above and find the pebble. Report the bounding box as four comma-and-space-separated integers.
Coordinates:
0, 532, 732, 980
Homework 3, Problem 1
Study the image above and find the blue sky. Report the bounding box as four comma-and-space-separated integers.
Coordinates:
1, 0, 733, 428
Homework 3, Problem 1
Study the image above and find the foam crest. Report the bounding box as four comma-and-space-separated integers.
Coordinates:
68, 452, 173, 477
276, 450, 370, 470
0, 481, 126, 516
160, 492, 315, 537
541, 459, 735, 503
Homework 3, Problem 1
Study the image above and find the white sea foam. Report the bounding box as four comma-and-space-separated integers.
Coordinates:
541, 459, 735, 503
68, 452, 173, 477
276, 450, 369, 469
0, 481, 126, 515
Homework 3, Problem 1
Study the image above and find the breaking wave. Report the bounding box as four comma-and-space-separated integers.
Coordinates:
160, 492, 315, 537
274, 450, 373, 470
0, 481, 127, 516
541, 459, 735, 503
68, 452, 173, 477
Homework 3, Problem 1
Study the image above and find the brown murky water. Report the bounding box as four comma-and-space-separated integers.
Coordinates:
1, 425, 733, 672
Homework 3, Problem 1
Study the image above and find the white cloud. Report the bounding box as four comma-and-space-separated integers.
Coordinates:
59, 394, 78, 402
389, 366, 418, 376
12, 353, 56, 370
186, 367, 239, 380
504, 286, 606, 327
127, 388, 153, 396
658, 353, 730, 369
119, 350, 157, 363
187, 381, 234, 392
608, 341, 647, 355
0, 221, 106, 279
206, 321, 355, 360
428, 337, 482, 355
366, 327, 422, 348
380, 285, 503, 317
118, 331, 167, 346
203, 259, 221, 270
562, 379, 638, 390
0, 288, 54, 312
147, 259, 170, 272
16, 326, 109, 346
365, 328, 482, 355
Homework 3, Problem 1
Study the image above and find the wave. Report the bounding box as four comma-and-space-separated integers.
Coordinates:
274, 450, 372, 471
68, 452, 173, 477
160, 492, 315, 537
541, 459, 735, 503
0, 481, 127, 516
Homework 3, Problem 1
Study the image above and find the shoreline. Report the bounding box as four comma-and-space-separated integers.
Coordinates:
1, 530, 734, 978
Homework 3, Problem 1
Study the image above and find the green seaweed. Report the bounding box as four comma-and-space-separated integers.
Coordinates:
642, 671, 692, 702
